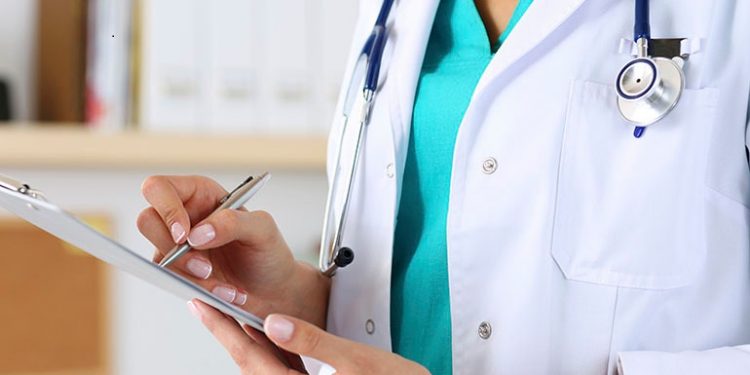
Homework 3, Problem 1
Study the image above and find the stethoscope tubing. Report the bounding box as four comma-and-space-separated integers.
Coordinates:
634, 0, 650, 41
362, 0, 394, 93
322, 0, 683, 274
632, 0, 651, 136
319, 0, 394, 275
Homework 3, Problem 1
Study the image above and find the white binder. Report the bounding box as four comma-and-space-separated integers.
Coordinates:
0, 174, 265, 331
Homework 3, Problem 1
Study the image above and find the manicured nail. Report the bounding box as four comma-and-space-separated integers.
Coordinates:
186, 258, 212, 279
265, 315, 294, 342
187, 301, 201, 319
171, 222, 186, 243
212, 285, 237, 303
235, 291, 248, 306
188, 224, 216, 247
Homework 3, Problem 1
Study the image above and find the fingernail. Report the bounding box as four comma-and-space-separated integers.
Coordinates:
171, 222, 186, 243
186, 258, 212, 279
235, 291, 248, 306
187, 301, 201, 319
188, 224, 216, 247
212, 285, 237, 303
265, 315, 294, 342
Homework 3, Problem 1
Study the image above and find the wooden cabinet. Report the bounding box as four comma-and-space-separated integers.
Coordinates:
0, 217, 109, 375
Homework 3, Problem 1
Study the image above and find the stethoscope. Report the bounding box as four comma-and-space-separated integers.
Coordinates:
616, 0, 686, 137
319, 0, 394, 276
319, 0, 686, 275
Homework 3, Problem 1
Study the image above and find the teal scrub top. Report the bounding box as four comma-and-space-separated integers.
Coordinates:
390, 0, 534, 374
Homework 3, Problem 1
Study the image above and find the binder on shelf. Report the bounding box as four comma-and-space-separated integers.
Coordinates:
0, 78, 11, 121
261, 0, 312, 135
35, 0, 88, 123
136, 0, 359, 135
85, 0, 133, 130
315, 0, 359, 134
206, 0, 261, 134
140, 0, 205, 132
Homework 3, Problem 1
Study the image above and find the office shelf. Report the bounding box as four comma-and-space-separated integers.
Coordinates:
0, 124, 327, 170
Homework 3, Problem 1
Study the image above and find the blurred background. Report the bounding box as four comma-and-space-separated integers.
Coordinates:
0, 0, 357, 374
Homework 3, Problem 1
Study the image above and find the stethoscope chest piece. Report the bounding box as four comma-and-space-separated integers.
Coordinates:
616, 56, 684, 126
615, 0, 686, 130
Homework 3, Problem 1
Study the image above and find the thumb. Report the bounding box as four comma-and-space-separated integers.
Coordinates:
264, 314, 356, 370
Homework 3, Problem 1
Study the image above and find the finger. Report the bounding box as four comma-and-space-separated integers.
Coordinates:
173, 271, 249, 307
210, 284, 249, 307
137, 207, 217, 280
186, 209, 284, 251
139, 208, 254, 307
155, 175, 228, 220
264, 314, 363, 372
140, 176, 192, 243
140, 175, 226, 243
145, 245, 249, 307
243, 325, 306, 371
150, 248, 216, 283
188, 300, 290, 373
137, 207, 176, 252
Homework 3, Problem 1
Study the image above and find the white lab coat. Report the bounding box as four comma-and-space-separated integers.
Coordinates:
323, 0, 750, 374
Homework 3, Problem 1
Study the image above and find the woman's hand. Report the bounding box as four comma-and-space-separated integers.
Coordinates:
188, 299, 430, 375
137, 175, 329, 326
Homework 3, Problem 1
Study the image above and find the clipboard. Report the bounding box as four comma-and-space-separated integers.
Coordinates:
0, 173, 265, 332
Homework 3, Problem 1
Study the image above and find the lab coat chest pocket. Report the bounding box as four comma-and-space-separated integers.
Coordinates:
551, 80, 719, 290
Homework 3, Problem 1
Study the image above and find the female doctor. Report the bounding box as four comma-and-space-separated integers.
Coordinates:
137, 0, 750, 374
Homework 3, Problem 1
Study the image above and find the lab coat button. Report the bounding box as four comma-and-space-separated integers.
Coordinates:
478, 321, 492, 339
482, 158, 498, 174
365, 319, 375, 335
386, 163, 395, 178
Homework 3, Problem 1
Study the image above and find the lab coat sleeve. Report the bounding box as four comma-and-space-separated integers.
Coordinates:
617, 346, 750, 375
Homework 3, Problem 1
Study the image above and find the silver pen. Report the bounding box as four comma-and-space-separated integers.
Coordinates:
158, 172, 271, 268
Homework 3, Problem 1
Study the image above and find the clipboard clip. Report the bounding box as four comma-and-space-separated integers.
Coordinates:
0, 174, 47, 201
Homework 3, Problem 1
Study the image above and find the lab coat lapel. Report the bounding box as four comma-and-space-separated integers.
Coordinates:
474, 0, 589, 95
387, 0, 439, 173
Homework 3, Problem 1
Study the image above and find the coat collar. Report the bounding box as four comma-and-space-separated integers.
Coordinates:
473, 0, 588, 95
385, 0, 590, 155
